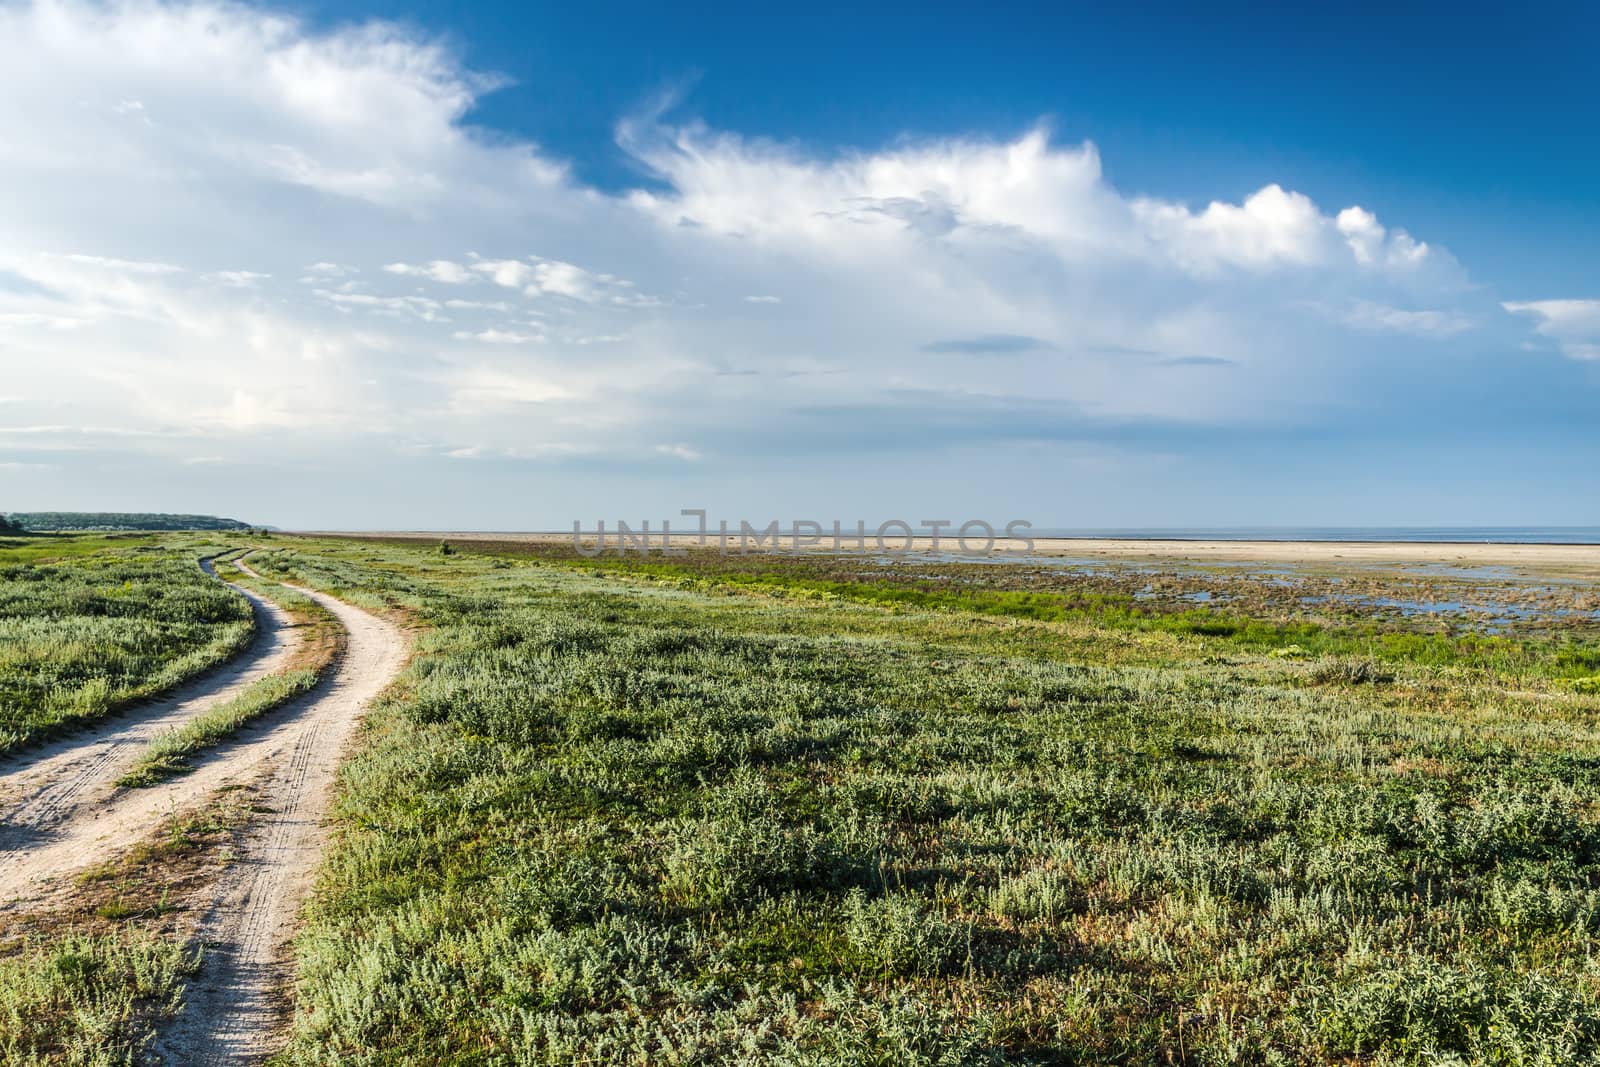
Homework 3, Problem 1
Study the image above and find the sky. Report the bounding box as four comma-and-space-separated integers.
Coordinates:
1, 0, 1596, 530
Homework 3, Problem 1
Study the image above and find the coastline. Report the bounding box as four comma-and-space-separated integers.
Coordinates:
298, 531, 1600, 572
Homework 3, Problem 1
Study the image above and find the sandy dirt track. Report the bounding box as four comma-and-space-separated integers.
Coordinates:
152, 563, 408, 1064
0, 559, 409, 1064
0, 559, 299, 882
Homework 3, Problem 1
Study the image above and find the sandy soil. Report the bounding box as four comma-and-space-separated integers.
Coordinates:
0, 559, 409, 1065
307, 530, 1600, 575
0, 560, 299, 876
151, 563, 408, 1064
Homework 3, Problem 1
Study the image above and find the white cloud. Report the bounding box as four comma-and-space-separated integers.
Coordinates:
0, 312, 88, 330
1504, 299, 1600, 360
305, 262, 357, 277
446, 368, 572, 410
1340, 300, 1474, 339
526, 259, 597, 300
210, 270, 271, 287
1135, 184, 1326, 272
654, 443, 702, 461
1336, 207, 1429, 268
0, 0, 1549, 518
384, 259, 473, 284
471, 258, 536, 288
54, 253, 184, 274
313, 289, 445, 320
452, 328, 543, 344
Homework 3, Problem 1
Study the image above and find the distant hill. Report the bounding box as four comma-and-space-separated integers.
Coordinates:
4, 512, 256, 532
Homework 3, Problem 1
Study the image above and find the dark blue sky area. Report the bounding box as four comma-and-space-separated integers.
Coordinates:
298, 1, 1597, 295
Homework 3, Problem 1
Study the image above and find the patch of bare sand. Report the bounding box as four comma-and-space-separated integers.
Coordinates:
301, 530, 1600, 576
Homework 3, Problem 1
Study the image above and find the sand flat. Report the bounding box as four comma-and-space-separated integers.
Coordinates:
305, 530, 1600, 575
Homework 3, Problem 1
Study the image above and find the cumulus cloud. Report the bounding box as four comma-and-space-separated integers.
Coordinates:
1336, 207, 1429, 269
0, 0, 1573, 524
384, 260, 474, 284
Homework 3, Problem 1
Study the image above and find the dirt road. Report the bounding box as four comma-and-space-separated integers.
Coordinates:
0, 558, 409, 1064
0, 559, 299, 878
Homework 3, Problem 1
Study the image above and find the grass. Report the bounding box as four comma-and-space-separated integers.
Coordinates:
7, 534, 1600, 1063
0, 541, 254, 753
0, 930, 197, 1064
346, 535, 1600, 680
116, 557, 341, 788
231, 537, 1600, 1065
117, 667, 322, 787
0, 790, 255, 1065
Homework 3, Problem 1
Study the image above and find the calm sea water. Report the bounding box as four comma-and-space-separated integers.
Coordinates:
1026, 528, 1600, 544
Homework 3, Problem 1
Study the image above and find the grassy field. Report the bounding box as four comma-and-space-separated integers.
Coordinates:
233, 536, 1600, 1065
0, 539, 253, 753
5, 534, 1600, 1064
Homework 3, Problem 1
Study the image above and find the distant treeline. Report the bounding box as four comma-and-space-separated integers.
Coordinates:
2, 512, 255, 532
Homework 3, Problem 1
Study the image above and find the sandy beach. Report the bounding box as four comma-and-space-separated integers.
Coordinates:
303, 531, 1600, 575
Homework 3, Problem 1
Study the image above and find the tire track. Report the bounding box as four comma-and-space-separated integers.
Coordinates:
0, 560, 298, 868
149, 565, 408, 1065
0, 559, 408, 1064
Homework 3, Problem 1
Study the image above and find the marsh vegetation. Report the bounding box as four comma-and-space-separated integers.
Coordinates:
5, 533, 1600, 1064
246, 537, 1600, 1065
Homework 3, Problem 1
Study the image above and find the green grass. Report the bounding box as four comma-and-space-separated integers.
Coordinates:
6, 534, 1599, 1062
369, 538, 1600, 681
234, 538, 1600, 1065
0, 789, 256, 1065
117, 667, 320, 788
0, 930, 197, 1064
0, 543, 254, 753
0, 534, 157, 564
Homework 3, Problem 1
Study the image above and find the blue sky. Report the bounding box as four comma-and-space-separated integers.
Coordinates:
320, 1, 1599, 293
0, 0, 1596, 528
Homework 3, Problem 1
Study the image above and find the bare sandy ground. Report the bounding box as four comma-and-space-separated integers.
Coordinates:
0, 559, 409, 1065
0, 560, 299, 876
152, 563, 408, 1064
306, 530, 1600, 574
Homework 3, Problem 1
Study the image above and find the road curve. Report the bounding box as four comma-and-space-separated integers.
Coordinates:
151, 565, 408, 1065
0, 558, 409, 1065
0, 559, 300, 873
